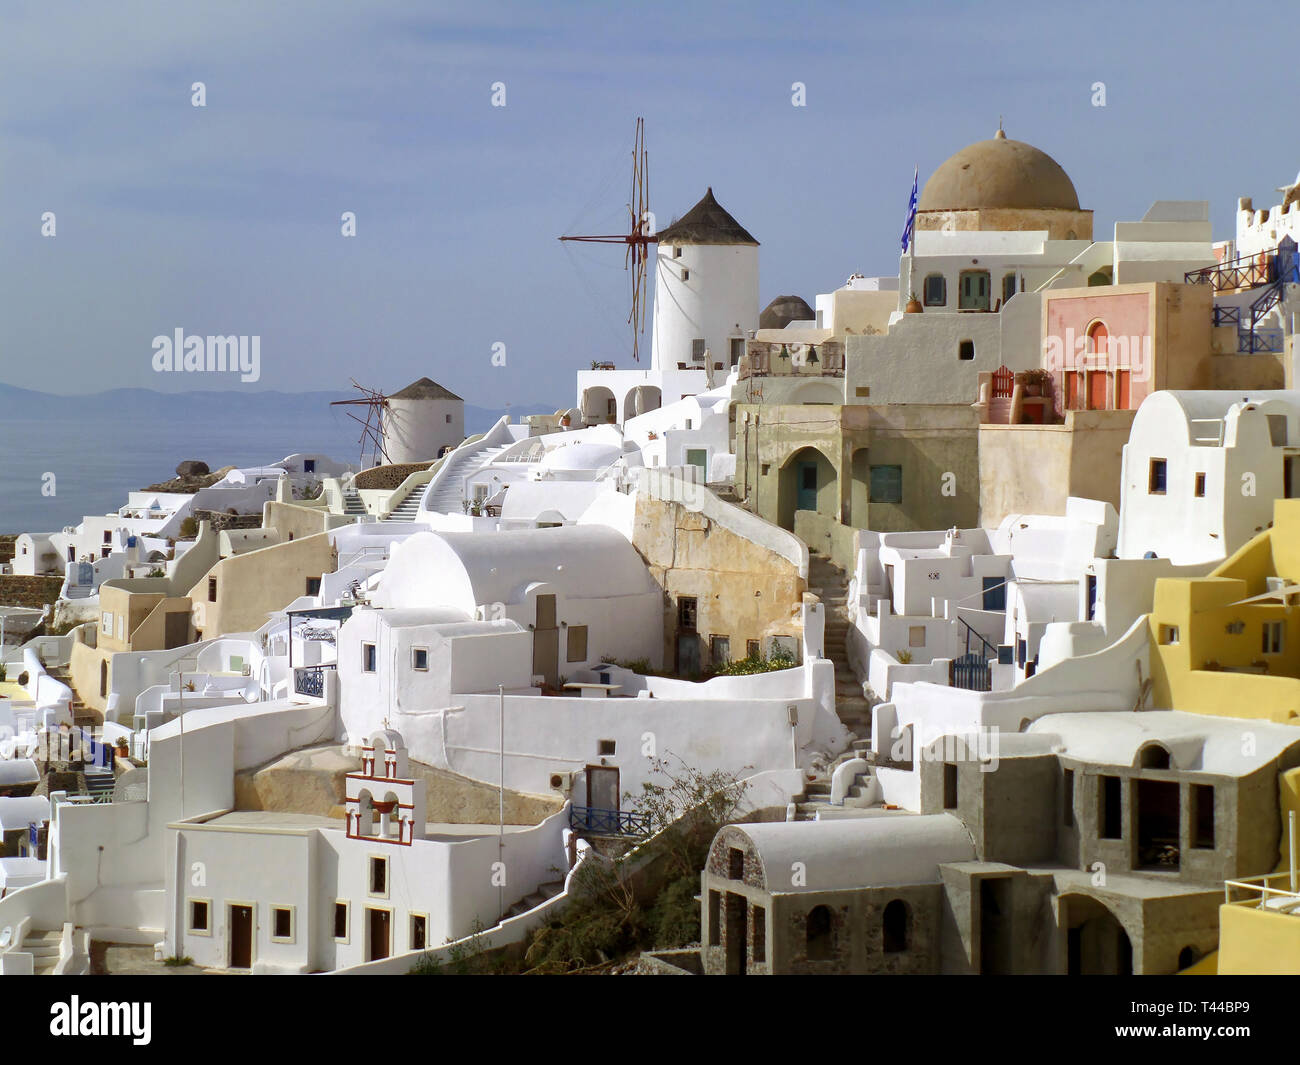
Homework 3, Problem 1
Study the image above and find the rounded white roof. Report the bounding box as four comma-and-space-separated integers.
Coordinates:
539, 442, 624, 472
374, 526, 654, 610
1028, 710, 1300, 773
730, 813, 975, 892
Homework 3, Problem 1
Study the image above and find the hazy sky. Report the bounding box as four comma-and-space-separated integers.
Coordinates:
1, 0, 1296, 407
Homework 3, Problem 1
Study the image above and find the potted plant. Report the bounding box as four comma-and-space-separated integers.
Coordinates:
905, 292, 923, 313
1022, 368, 1050, 397
559, 414, 571, 427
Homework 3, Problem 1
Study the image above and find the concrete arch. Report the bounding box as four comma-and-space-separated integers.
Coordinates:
1058, 893, 1134, 975
778, 445, 838, 532
624, 384, 662, 421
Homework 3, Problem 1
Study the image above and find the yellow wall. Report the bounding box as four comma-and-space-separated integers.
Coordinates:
1149, 500, 1300, 722
187, 531, 336, 637
1217, 903, 1300, 974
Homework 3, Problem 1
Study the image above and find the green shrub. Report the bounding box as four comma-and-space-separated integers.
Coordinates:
650, 876, 700, 949
711, 648, 797, 676
896, 649, 913, 664
178, 517, 198, 539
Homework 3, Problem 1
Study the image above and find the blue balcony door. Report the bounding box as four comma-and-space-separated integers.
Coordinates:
797, 461, 819, 512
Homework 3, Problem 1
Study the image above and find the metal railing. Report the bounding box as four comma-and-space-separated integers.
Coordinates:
294, 665, 331, 698
570, 806, 654, 837
1224, 871, 1300, 912
1186, 253, 1274, 291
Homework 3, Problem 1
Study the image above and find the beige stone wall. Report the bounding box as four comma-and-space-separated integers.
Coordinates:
916, 206, 1093, 241
188, 532, 337, 638
632, 494, 805, 672
978, 410, 1132, 526
264, 501, 353, 541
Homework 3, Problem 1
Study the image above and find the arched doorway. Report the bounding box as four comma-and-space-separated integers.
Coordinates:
581, 386, 616, 426
778, 447, 836, 532
1060, 894, 1133, 974
624, 384, 662, 421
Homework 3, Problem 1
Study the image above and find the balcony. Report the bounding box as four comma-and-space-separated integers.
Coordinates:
1224, 871, 1300, 915
738, 339, 845, 381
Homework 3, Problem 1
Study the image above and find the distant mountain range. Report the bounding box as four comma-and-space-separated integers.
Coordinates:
0, 383, 561, 434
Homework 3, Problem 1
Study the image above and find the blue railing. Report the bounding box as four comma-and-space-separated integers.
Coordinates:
294, 665, 328, 698
570, 806, 654, 836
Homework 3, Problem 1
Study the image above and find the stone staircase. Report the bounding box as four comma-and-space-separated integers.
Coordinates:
501, 879, 565, 920
23, 929, 62, 975
385, 486, 426, 522
82, 767, 116, 801
790, 555, 876, 822
807, 555, 873, 740
341, 487, 367, 516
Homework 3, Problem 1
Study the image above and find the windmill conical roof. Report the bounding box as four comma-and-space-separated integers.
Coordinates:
655, 187, 758, 246
389, 377, 463, 402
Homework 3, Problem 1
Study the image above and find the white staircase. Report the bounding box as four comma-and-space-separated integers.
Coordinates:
424, 443, 511, 515
24, 929, 62, 975
385, 488, 427, 522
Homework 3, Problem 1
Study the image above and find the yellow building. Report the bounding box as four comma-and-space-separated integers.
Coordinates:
1217, 767, 1300, 974
1150, 498, 1300, 723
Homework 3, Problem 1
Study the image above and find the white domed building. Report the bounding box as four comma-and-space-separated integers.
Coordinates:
381, 377, 465, 464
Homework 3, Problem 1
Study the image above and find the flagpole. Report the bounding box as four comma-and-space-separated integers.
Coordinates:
909, 166, 918, 297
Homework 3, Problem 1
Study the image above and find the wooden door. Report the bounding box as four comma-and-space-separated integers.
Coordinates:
1087, 371, 1108, 410
586, 766, 620, 812
367, 908, 390, 962
229, 904, 253, 969
1065, 371, 1081, 410
532, 594, 559, 687
796, 462, 818, 512
1115, 369, 1131, 409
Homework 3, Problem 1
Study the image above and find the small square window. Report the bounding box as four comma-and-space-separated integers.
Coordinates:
869, 465, 903, 504
189, 899, 210, 934
1160, 624, 1180, 645
598, 739, 616, 756
673, 246, 682, 259
271, 906, 294, 942
305, 577, 321, 596
1263, 621, 1284, 655
678, 597, 698, 631
410, 914, 427, 951
909, 626, 926, 648
103, 531, 112, 544
208, 577, 218, 602
333, 901, 349, 941
445, 414, 452, 424
728, 847, 745, 880
747, 639, 761, 659
363, 642, 377, 672
958, 340, 975, 361
370, 856, 388, 896
1149, 458, 1167, 495
412, 647, 429, 671
923, 274, 946, 306
1194, 472, 1206, 497
761, 463, 771, 476
710, 634, 730, 665
682, 268, 690, 282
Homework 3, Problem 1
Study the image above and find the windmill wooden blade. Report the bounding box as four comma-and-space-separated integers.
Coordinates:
557, 117, 656, 362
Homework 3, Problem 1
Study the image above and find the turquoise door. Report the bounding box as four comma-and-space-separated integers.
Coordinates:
797, 461, 819, 511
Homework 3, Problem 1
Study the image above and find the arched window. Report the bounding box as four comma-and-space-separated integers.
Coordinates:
1087, 320, 1109, 357
1140, 744, 1171, 770
883, 899, 910, 953
806, 905, 833, 960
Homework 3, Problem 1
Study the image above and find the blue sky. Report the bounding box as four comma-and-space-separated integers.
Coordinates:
0, 0, 1295, 407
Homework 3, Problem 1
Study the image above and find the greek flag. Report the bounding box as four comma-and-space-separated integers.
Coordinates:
900, 166, 918, 253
